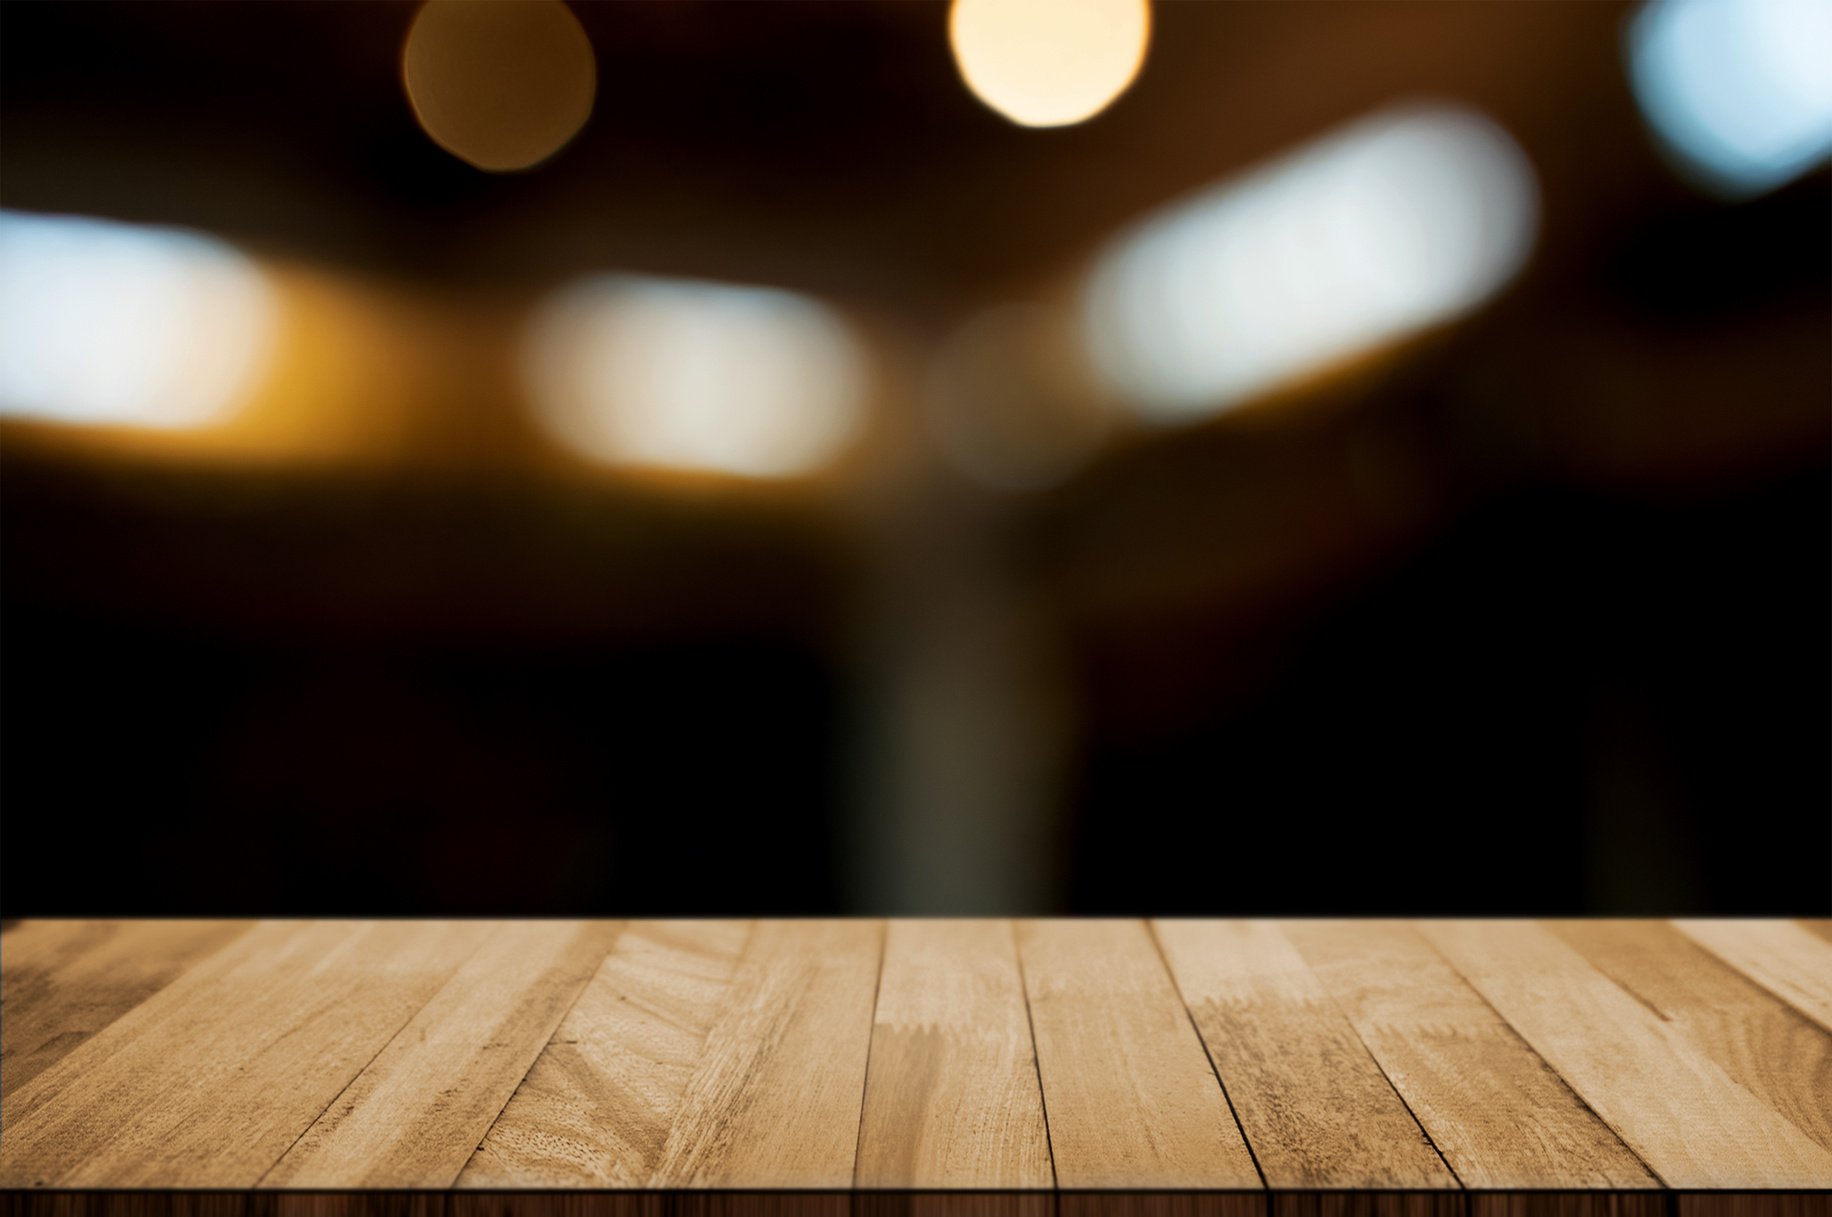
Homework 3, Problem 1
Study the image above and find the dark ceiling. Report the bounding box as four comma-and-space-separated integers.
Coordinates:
2, 0, 1649, 315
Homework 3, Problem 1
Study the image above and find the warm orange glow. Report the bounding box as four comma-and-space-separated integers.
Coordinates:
948, 0, 1150, 128
402, 0, 596, 172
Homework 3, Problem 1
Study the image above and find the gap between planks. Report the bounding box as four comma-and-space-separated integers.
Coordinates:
6, 919, 1832, 1196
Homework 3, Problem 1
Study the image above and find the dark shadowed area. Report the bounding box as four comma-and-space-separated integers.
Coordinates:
2, 0, 1827, 915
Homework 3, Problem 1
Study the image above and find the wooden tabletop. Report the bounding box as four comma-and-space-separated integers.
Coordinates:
2, 919, 1830, 1213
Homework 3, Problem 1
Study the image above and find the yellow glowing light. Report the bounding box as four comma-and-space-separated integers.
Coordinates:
402, 0, 596, 172
949, 0, 1150, 128
522, 274, 870, 480
0, 210, 276, 430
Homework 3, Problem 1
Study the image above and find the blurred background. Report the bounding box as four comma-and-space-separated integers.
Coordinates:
2, 0, 1827, 916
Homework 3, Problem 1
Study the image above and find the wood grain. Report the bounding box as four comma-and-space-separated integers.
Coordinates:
0, 919, 251, 1094
1281, 919, 1656, 1190
459, 920, 753, 1187
1152, 920, 1456, 1190
2, 917, 1828, 1197
855, 920, 1052, 1189
1421, 919, 1832, 1188
1674, 1195, 1832, 1217
1550, 919, 1832, 1154
1673, 919, 1832, 1035
1267, 1196, 1465, 1217
263, 920, 622, 1187
0, 1194, 450, 1217
1468, 1195, 1670, 1217
645, 919, 884, 1188
1056, 1196, 1264, 1217
1015, 919, 1261, 1190
0, 920, 493, 1187
857, 1194, 1056, 1217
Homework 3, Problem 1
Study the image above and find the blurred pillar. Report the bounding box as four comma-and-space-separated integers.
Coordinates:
841, 467, 1071, 916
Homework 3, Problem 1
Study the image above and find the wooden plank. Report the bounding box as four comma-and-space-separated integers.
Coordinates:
857, 1195, 1055, 1217
1673, 919, 1832, 1036
1420, 919, 1832, 1188
1015, 919, 1261, 1190
1266, 1198, 1465, 1217
458, 920, 753, 1187
1468, 1196, 1668, 1217
1056, 1197, 1265, 1217
1549, 919, 1832, 1154
855, 920, 1052, 1189
0, 1194, 449, 1217
645, 919, 883, 1188
1152, 920, 1457, 1190
1281, 919, 1656, 1189
474, 1197, 849, 1217
0, 919, 252, 1094
0, 920, 493, 1188
262, 920, 622, 1187
1801, 919, 1832, 946
1675, 1195, 1832, 1217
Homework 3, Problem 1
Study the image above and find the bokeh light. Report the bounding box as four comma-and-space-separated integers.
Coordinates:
1083, 102, 1539, 422
402, 0, 596, 172
522, 273, 870, 479
1626, 0, 1832, 199
0, 210, 276, 429
949, 0, 1151, 129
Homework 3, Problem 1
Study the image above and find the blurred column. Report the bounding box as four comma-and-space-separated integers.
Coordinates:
840, 421, 1074, 916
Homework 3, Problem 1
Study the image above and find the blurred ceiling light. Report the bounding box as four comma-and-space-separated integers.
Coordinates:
0, 210, 276, 429
523, 274, 870, 479
1626, 0, 1832, 198
402, 0, 596, 172
949, 0, 1150, 128
927, 304, 1111, 491
1083, 102, 1538, 422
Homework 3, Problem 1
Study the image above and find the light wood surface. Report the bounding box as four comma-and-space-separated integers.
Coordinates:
0, 919, 252, 1095
1418, 920, 1832, 1189
459, 919, 752, 1187
1672, 918, 1832, 1035
856, 921, 1052, 1189
1278, 920, 1657, 1190
645, 919, 883, 1188
2, 918, 1829, 1198
1015, 919, 1260, 1189
0, 921, 492, 1187
1548, 919, 1832, 1155
1154, 919, 1456, 1189
263, 920, 622, 1188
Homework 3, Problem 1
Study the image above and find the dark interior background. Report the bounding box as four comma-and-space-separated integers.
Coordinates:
3, 0, 1827, 916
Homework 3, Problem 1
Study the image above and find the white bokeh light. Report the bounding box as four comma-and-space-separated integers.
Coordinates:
0, 210, 276, 429
949, 0, 1151, 129
522, 274, 870, 479
1082, 102, 1539, 422
1626, 0, 1832, 198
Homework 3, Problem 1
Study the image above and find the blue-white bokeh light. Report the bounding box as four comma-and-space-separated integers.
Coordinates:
1626, 0, 1832, 198
0, 210, 276, 429
1083, 103, 1539, 422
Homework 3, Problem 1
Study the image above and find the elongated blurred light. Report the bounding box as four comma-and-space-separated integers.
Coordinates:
1083, 103, 1538, 421
949, 0, 1150, 128
523, 274, 869, 479
0, 211, 275, 429
1626, 0, 1832, 198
